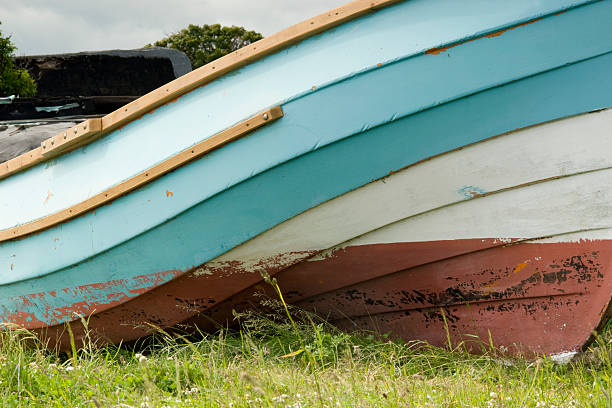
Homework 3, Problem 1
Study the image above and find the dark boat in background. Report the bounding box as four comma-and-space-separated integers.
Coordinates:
1, 47, 190, 162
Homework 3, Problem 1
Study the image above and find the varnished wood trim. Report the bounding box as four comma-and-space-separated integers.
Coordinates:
0, 0, 402, 181
0, 106, 283, 243
41, 118, 103, 157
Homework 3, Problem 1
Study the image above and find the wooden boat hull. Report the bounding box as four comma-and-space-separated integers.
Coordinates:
1, 0, 612, 356
26, 106, 612, 356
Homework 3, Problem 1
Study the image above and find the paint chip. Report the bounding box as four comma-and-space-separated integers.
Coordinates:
513, 262, 529, 274
44, 190, 54, 204
550, 351, 577, 364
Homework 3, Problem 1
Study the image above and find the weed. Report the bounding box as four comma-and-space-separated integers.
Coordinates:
0, 298, 609, 406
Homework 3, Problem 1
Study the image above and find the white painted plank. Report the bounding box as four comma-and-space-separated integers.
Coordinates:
203, 108, 612, 269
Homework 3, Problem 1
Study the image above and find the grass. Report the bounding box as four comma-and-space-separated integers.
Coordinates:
1, 297, 612, 407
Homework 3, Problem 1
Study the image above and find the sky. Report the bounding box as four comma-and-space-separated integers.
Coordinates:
0, 0, 349, 56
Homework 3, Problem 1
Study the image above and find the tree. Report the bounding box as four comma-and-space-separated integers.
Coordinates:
0, 22, 36, 97
147, 24, 263, 69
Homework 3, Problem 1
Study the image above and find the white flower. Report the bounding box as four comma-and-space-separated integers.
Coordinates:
135, 353, 147, 363
183, 387, 199, 395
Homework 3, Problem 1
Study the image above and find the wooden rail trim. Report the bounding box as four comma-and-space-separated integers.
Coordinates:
0, 0, 402, 181
0, 106, 283, 243
41, 118, 103, 157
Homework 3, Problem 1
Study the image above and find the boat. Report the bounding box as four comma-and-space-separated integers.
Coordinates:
1, 0, 612, 357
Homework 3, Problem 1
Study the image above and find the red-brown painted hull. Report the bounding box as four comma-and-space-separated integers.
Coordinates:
37, 238, 612, 356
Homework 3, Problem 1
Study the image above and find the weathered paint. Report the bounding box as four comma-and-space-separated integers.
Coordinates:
0, 270, 180, 328
52, 235, 604, 356
192, 238, 612, 356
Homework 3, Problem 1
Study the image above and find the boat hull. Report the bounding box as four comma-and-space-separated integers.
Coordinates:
31, 107, 612, 356
1, 0, 612, 356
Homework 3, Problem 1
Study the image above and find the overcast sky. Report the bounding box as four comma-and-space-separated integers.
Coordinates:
0, 0, 349, 56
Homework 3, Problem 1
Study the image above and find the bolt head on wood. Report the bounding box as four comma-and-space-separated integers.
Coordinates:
263, 113, 269, 120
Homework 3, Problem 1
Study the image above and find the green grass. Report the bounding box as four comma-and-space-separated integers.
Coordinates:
1, 299, 612, 407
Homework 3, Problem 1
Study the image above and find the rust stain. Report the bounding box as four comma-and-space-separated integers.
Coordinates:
43, 190, 53, 204
513, 261, 530, 274
10, 264, 13, 270
485, 17, 543, 38
425, 16, 545, 55
163, 97, 179, 106
166, 190, 174, 197
426, 37, 477, 55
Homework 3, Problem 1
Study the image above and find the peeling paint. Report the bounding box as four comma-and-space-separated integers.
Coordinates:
43, 190, 53, 204
550, 351, 577, 364
513, 261, 530, 273
458, 185, 486, 199
0, 270, 180, 328
426, 16, 545, 55
195, 251, 315, 277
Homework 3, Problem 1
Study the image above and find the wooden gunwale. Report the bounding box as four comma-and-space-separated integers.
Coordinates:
0, 0, 403, 181
0, 107, 283, 243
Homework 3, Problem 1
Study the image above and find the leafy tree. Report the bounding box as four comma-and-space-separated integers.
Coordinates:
0, 22, 36, 97
147, 24, 263, 69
